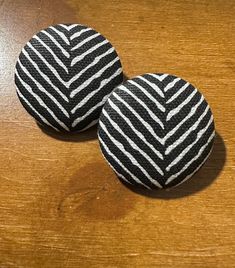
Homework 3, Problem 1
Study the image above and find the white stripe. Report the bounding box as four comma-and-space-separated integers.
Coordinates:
70, 28, 93, 40
166, 82, 190, 104
78, 119, 98, 132
100, 121, 163, 188
71, 33, 100, 51
166, 89, 197, 121
71, 39, 109, 67
71, 67, 122, 114
166, 115, 214, 171
166, 131, 215, 185
16, 88, 59, 132
17, 59, 69, 118
27, 43, 70, 88
49, 26, 69, 45
72, 95, 109, 128
102, 109, 164, 176
99, 136, 150, 189
164, 77, 181, 92
59, 24, 79, 31
15, 70, 69, 131
165, 105, 210, 155
41, 30, 69, 58
119, 84, 164, 129
107, 98, 163, 159
162, 95, 204, 143
172, 147, 213, 188
128, 80, 165, 112
72, 69, 122, 127
137, 76, 164, 98
70, 56, 119, 98
150, 73, 169, 82
22, 48, 69, 102
98, 136, 133, 186
68, 47, 115, 86
33, 35, 68, 73
112, 93, 165, 147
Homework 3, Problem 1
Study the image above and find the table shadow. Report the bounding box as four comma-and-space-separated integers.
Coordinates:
37, 122, 98, 142
119, 131, 226, 199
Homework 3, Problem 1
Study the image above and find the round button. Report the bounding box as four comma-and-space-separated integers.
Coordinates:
15, 24, 123, 132
98, 73, 215, 189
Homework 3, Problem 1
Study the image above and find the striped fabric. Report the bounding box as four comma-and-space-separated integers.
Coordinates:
98, 73, 215, 189
15, 24, 123, 132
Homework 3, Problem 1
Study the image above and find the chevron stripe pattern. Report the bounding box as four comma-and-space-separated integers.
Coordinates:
15, 24, 123, 132
98, 73, 215, 189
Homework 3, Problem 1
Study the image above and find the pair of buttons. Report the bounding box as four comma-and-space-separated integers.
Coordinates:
15, 24, 215, 189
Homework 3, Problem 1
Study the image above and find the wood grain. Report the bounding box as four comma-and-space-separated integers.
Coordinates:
0, 0, 234, 267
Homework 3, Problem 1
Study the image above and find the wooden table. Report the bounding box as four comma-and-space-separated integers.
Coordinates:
0, 0, 234, 267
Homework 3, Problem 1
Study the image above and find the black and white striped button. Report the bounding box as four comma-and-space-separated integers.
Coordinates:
15, 24, 123, 132
98, 73, 215, 189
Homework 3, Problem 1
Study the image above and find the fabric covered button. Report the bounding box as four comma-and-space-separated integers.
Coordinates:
15, 24, 123, 132
98, 73, 215, 189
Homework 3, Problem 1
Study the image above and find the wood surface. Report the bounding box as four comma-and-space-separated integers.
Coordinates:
0, 0, 234, 267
